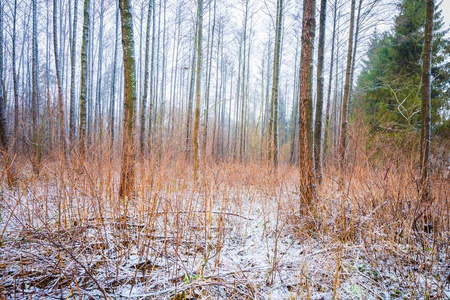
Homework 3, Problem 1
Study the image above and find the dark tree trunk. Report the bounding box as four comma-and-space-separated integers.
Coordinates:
118, 0, 138, 198
299, 0, 316, 206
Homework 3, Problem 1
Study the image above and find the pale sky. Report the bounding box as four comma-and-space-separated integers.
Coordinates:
442, 0, 450, 38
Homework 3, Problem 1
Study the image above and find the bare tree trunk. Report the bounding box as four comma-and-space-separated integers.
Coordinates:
203, 0, 217, 156
0, 1, 7, 151
314, 0, 326, 184
420, 0, 434, 204
339, 0, 355, 182
32, 0, 42, 173
95, 0, 105, 150
193, 0, 203, 181
87, 0, 95, 145
270, 0, 283, 168
53, 0, 68, 161
12, 0, 19, 153
79, 0, 91, 155
299, 0, 316, 206
324, 0, 338, 160
347, 0, 362, 116
0, 2, 16, 185
238, 0, 249, 161
110, 0, 119, 154
118, 0, 137, 198
69, 0, 78, 145
147, 0, 156, 152
186, 36, 197, 157
158, 0, 168, 156
289, 33, 300, 164
139, 0, 152, 154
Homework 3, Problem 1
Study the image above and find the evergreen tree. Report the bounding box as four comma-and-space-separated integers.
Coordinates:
357, 0, 449, 134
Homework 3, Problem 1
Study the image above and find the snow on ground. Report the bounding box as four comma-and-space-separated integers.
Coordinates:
0, 179, 449, 299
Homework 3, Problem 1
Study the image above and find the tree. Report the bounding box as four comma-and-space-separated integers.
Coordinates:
357, 0, 449, 135
339, 0, 355, 181
110, 0, 120, 153
12, 0, 19, 152
298, 0, 316, 206
269, 0, 283, 168
324, 0, 338, 158
0, 0, 6, 152
314, 0, 327, 183
53, 0, 68, 159
69, 0, 78, 145
202, 0, 217, 156
32, 0, 41, 173
0, 2, 16, 185
193, 0, 203, 181
118, 0, 138, 198
0, 0, 8, 156
139, 0, 153, 154
79, 0, 91, 155
95, 0, 105, 149
420, 0, 434, 203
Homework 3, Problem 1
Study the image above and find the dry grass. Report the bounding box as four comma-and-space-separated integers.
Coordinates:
0, 134, 449, 299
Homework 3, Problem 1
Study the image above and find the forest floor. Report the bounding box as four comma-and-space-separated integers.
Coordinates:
0, 157, 449, 299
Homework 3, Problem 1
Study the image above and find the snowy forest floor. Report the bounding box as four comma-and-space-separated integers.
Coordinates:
0, 156, 449, 299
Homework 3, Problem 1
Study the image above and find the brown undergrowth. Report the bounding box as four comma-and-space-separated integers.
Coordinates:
0, 136, 448, 299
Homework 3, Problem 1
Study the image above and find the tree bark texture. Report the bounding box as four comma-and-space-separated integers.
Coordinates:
299, 0, 316, 206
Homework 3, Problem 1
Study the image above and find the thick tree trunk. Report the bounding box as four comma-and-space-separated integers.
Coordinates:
299, 0, 316, 206
270, 0, 283, 168
79, 0, 91, 155
118, 0, 138, 198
